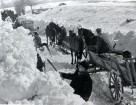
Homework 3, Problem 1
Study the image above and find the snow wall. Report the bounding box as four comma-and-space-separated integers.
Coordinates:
0, 18, 93, 105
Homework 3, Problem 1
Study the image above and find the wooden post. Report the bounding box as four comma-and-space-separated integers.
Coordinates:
126, 60, 134, 89
130, 59, 136, 82
44, 61, 46, 73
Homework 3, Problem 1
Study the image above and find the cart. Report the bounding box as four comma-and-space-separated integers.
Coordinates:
86, 50, 136, 103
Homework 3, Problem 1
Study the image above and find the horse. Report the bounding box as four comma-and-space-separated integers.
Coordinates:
57, 26, 67, 45
45, 22, 61, 46
78, 28, 96, 58
78, 28, 95, 46
45, 23, 56, 46
69, 30, 84, 64
57, 29, 84, 64
45, 24, 85, 64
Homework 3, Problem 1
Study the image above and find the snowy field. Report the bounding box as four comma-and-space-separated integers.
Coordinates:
0, 1, 136, 105
22, 1, 136, 57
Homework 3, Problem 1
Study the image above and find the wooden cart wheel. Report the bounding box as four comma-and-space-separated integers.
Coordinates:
109, 70, 123, 104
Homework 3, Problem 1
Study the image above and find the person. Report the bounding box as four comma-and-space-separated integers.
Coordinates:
37, 53, 45, 72
33, 31, 48, 51
94, 28, 124, 55
94, 28, 114, 54
60, 61, 93, 101
28, 26, 39, 35
33, 32, 42, 49
36, 27, 40, 31
122, 50, 132, 59
32, 28, 51, 72
34, 33, 46, 72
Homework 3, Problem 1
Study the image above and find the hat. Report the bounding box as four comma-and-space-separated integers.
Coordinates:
96, 28, 101, 34
34, 32, 38, 35
79, 61, 89, 69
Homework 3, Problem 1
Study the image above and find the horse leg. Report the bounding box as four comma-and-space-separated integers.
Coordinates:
55, 34, 57, 45
77, 48, 83, 63
47, 35, 49, 45
50, 37, 53, 46
53, 36, 55, 47
74, 52, 77, 64
71, 49, 74, 64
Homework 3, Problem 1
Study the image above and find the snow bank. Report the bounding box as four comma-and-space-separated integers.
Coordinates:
0, 20, 38, 102
114, 31, 136, 57
21, 2, 135, 105
0, 19, 94, 105
90, 73, 112, 101
9, 71, 93, 105
24, 2, 136, 33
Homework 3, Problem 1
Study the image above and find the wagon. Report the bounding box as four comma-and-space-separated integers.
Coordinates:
13, 17, 35, 31
86, 50, 136, 103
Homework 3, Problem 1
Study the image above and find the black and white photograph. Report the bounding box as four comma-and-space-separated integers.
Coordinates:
0, 0, 136, 105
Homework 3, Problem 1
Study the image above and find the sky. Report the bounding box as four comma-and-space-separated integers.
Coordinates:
2, 0, 12, 3
1, 0, 136, 4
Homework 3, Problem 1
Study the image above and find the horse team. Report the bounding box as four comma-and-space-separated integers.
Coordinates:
1, 10, 131, 64
0, 10, 102, 65
45, 22, 97, 64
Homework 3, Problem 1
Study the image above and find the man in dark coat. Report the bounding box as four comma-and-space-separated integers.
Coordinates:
32, 31, 49, 51
95, 28, 114, 54
60, 61, 93, 101
37, 53, 44, 72
32, 30, 50, 72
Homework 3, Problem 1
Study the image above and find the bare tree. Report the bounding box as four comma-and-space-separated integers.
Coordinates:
14, 0, 39, 15
25, 0, 38, 14
1, 0, 5, 8
14, 0, 25, 16
24, 0, 36, 14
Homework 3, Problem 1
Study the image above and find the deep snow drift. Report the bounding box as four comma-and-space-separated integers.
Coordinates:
0, 18, 94, 105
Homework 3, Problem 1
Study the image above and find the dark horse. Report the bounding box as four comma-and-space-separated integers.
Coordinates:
78, 28, 95, 47
57, 29, 84, 64
45, 23, 84, 64
45, 22, 61, 46
78, 28, 96, 57
57, 26, 67, 45
69, 30, 84, 64
57, 26, 70, 53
